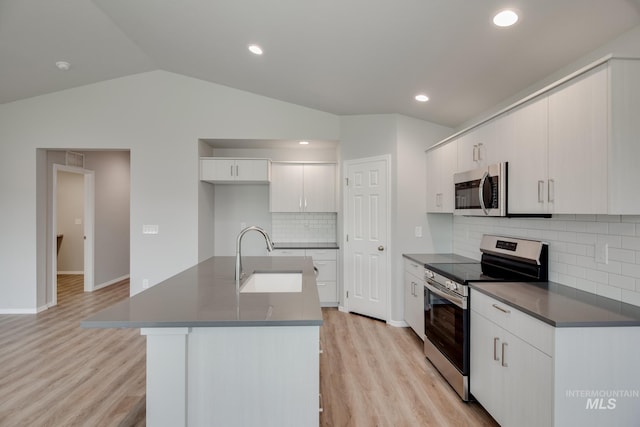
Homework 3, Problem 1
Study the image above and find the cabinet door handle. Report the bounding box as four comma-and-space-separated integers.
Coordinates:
299, 197, 302, 210
538, 180, 544, 203
493, 337, 500, 361
501, 342, 509, 367
473, 145, 478, 162
319, 393, 324, 413
477, 143, 483, 161
304, 198, 308, 210
235, 165, 239, 177
492, 303, 511, 314
230, 165, 234, 177
548, 179, 555, 202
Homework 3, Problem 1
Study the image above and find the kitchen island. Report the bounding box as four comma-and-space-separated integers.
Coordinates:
82, 256, 323, 427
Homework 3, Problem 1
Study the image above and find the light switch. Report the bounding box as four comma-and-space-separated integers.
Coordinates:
414, 226, 422, 238
143, 224, 159, 235
75, 218, 82, 225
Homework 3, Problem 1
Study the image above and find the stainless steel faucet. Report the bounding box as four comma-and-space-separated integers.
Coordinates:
235, 226, 274, 284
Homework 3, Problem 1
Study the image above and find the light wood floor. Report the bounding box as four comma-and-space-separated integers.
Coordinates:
0, 276, 497, 426
0, 275, 146, 427
320, 308, 498, 427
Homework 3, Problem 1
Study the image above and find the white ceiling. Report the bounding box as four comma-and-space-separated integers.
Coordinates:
1, 0, 639, 128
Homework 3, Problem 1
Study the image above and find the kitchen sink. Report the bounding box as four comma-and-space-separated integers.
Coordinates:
240, 271, 303, 293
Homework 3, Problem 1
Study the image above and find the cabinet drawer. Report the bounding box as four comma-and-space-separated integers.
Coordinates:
313, 260, 336, 282
471, 289, 554, 356
306, 249, 337, 261
270, 249, 306, 257
316, 281, 337, 302
403, 258, 423, 279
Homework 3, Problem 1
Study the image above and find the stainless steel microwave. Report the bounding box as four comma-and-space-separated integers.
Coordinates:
454, 162, 507, 216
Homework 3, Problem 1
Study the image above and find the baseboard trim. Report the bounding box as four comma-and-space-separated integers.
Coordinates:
91, 274, 130, 292
0, 308, 38, 314
388, 319, 408, 328
57, 271, 83, 275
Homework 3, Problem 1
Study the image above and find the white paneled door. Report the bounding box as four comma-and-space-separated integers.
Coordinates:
344, 156, 389, 321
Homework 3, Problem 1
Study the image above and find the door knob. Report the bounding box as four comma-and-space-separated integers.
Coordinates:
378, 245, 384, 251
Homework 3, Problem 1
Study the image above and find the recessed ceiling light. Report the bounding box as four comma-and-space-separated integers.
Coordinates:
299, 141, 309, 145
55, 61, 71, 71
248, 44, 263, 55
415, 94, 429, 102
493, 10, 518, 27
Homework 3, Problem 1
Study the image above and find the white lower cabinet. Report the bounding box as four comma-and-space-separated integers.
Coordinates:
403, 258, 424, 340
271, 248, 338, 305
471, 289, 553, 427
471, 289, 640, 427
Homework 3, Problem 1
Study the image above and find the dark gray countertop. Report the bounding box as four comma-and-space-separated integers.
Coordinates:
471, 281, 640, 327
81, 256, 323, 328
403, 253, 479, 265
273, 242, 339, 250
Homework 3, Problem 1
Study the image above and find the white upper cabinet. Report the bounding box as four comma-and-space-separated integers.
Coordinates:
426, 141, 457, 213
200, 158, 270, 183
547, 64, 608, 214
270, 163, 336, 212
457, 117, 511, 172
442, 57, 640, 215
507, 97, 549, 214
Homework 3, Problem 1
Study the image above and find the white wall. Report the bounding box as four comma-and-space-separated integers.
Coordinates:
340, 114, 453, 322
0, 70, 339, 312
84, 150, 130, 286
56, 171, 84, 273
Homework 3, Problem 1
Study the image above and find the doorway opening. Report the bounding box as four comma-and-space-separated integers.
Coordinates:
46, 150, 131, 309
53, 164, 95, 304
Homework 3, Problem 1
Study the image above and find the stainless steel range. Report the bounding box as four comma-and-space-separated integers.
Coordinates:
423, 235, 548, 401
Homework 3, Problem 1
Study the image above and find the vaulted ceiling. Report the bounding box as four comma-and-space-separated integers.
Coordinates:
1, 0, 639, 127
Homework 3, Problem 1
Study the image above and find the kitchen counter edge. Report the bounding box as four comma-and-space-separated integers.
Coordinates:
470, 281, 640, 328
81, 256, 323, 329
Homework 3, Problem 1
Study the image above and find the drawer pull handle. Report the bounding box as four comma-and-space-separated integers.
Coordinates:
501, 342, 509, 367
319, 393, 324, 413
492, 304, 511, 314
493, 337, 500, 361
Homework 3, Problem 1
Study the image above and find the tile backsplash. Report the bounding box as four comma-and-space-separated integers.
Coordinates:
272, 213, 337, 243
453, 214, 640, 307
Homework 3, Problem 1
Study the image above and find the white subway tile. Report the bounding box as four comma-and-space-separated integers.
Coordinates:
566, 243, 589, 256
583, 268, 608, 284
575, 279, 597, 294
621, 262, 640, 279
596, 215, 621, 223
608, 274, 636, 291
557, 231, 577, 243
557, 253, 577, 265
596, 283, 622, 301
622, 236, 640, 251
608, 248, 636, 263
566, 221, 588, 232
586, 222, 609, 234
596, 260, 622, 274
597, 234, 622, 248
608, 222, 636, 236
575, 233, 597, 244
575, 214, 597, 222
621, 289, 640, 306
621, 215, 640, 223
566, 264, 586, 279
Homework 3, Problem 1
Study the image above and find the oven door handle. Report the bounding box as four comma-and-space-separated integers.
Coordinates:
424, 281, 466, 309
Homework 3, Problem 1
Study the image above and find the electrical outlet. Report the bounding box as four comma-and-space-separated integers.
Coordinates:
142, 279, 149, 289
415, 226, 422, 238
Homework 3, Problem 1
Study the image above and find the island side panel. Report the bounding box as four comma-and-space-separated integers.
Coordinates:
142, 327, 191, 427
187, 326, 320, 427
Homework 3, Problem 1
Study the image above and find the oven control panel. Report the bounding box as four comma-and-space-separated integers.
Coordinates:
424, 268, 466, 297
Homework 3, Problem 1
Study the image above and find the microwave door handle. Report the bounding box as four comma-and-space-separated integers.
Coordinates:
479, 171, 489, 215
